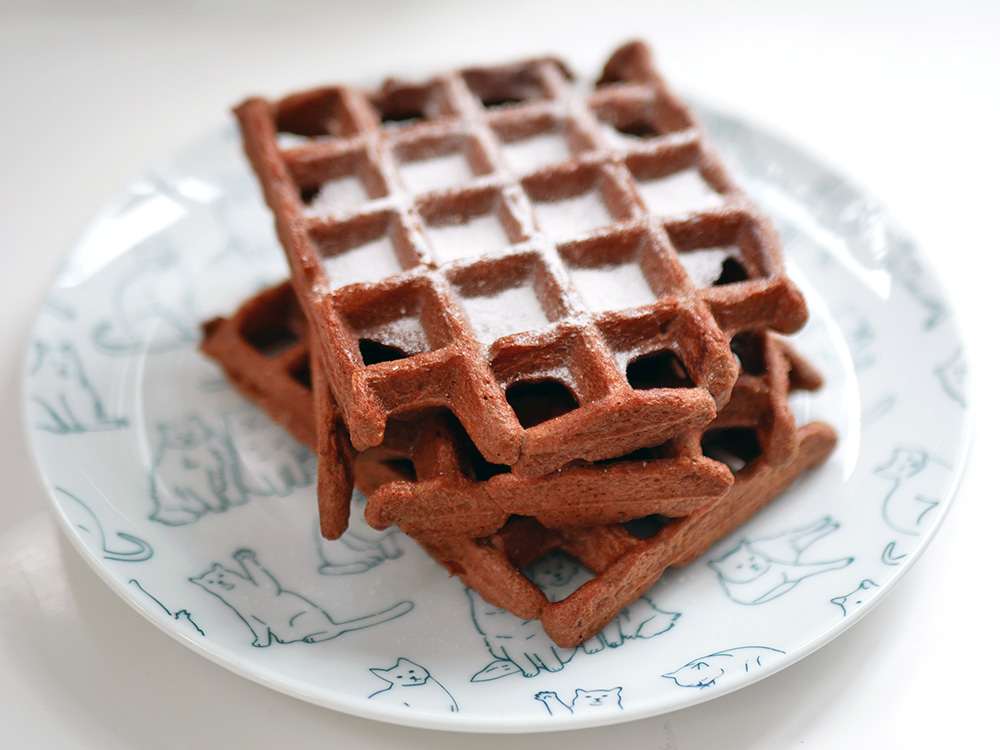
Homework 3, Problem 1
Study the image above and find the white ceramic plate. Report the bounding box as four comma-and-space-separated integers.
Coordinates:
23, 103, 970, 733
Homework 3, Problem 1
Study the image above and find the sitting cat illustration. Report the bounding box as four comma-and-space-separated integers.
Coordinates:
149, 414, 248, 525
59, 487, 153, 562
314, 492, 404, 576
709, 517, 853, 605
535, 687, 623, 716
222, 408, 316, 497
368, 658, 458, 712
190, 549, 413, 646
875, 448, 949, 535
92, 243, 198, 355
831, 579, 880, 617
29, 340, 126, 433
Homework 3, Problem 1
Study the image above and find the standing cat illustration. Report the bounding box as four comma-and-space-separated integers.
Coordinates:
368, 658, 458, 712
831, 579, 880, 617
92, 243, 198, 354
535, 688, 623, 716
149, 414, 248, 525
314, 492, 404, 576
709, 517, 853, 605
190, 549, 413, 646
222, 408, 315, 497
29, 340, 126, 433
664, 646, 786, 688
59, 487, 153, 562
875, 448, 949, 535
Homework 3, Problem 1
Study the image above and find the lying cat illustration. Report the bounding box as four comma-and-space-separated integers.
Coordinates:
92, 243, 198, 355
29, 340, 127, 433
314, 492, 404, 576
149, 414, 247, 525
875, 448, 949, 535
190, 549, 413, 646
831, 579, 880, 617
222, 408, 316, 497
535, 687, 623, 715
709, 517, 853, 605
664, 646, 786, 689
368, 658, 458, 712
59, 487, 153, 562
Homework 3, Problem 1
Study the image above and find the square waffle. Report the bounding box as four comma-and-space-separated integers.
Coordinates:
233, 41, 808, 479
201, 283, 835, 645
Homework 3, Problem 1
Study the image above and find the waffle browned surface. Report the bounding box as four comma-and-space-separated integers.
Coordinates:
234, 41, 808, 478
200, 282, 835, 645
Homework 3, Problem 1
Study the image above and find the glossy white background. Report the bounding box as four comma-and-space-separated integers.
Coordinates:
1, 1, 995, 746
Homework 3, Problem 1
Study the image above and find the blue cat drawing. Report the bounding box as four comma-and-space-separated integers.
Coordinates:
314, 492, 404, 576
874, 448, 949, 535
368, 658, 458, 712
831, 579, 880, 617
59, 487, 152, 562
664, 646, 786, 689
535, 688, 623, 716
709, 517, 852, 605
29, 340, 127, 433
190, 549, 413, 646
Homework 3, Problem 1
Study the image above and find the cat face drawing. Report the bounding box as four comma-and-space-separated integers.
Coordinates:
368, 658, 459, 712
192, 564, 236, 592
572, 688, 622, 710
875, 449, 927, 480
372, 658, 430, 687
158, 415, 213, 451
708, 541, 768, 584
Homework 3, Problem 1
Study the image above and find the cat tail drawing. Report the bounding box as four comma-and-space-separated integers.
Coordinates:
325, 600, 414, 639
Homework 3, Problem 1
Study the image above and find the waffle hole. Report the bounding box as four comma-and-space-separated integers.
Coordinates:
623, 514, 672, 539
358, 338, 411, 365
701, 427, 762, 473
615, 119, 659, 139
505, 379, 579, 428
290, 359, 312, 390
714, 257, 750, 285
626, 350, 695, 390
524, 550, 593, 603
383, 458, 417, 482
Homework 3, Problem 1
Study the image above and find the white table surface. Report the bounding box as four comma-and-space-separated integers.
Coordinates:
2, 1, 996, 746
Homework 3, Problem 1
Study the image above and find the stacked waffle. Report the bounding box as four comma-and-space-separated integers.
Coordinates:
204, 42, 836, 647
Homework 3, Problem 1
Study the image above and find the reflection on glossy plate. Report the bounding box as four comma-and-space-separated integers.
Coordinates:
23, 103, 970, 733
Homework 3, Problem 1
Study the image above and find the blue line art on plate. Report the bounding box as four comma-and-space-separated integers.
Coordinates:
128, 578, 204, 636
313, 494, 404, 576
189, 549, 414, 647
880, 541, 906, 566
221, 407, 317, 497
934, 349, 966, 408
831, 579, 880, 617
149, 413, 248, 525
468, 558, 680, 682
861, 395, 896, 428
663, 646, 787, 689
91, 243, 199, 355
874, 447, 950, 535
709, 516, 853, 605
535, 687, 623, 716
368, 658, 459, 713
883, 242, 948, 330
57, 487, 153, 562
28, 340, 128, 434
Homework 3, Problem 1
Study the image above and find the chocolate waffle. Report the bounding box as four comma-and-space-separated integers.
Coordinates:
201, 283, 835, 644
233, 41, 808, 477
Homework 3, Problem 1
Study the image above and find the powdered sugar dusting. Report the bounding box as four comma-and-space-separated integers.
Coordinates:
322, 235, 402, 286
533, 190, 614, 242
502, 132, 572, 174
303, 175, 369, 218
459, 282, 551, 344
568, 262, 658, 312
638, 169, 725, 217
398, 152, 473, 194
678, 246, 739, 288
427, 213, 511, 265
